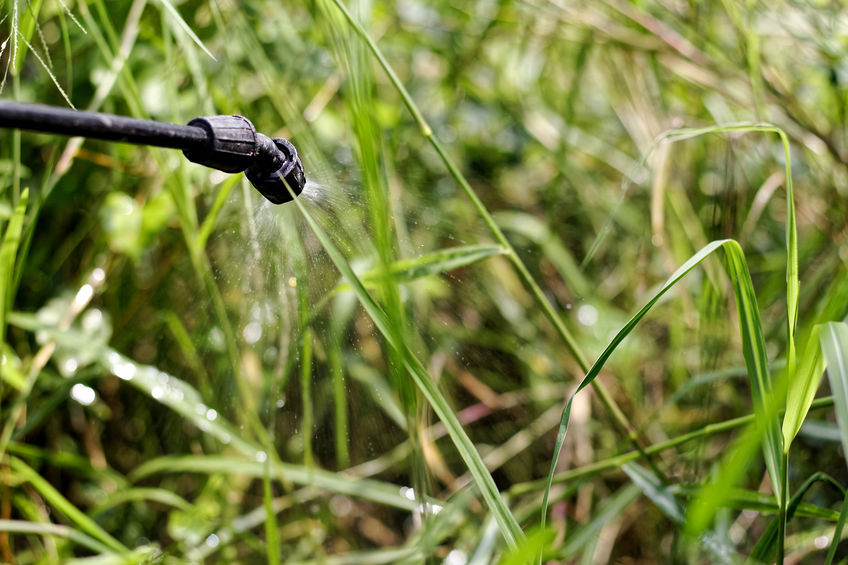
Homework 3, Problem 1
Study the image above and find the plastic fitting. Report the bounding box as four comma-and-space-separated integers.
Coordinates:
182, 115, 306, 203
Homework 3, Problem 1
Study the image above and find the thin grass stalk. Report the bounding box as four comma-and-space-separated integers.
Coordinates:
778, 452, 788, 564
263, 457, 282, 565
301, 327, 314, 469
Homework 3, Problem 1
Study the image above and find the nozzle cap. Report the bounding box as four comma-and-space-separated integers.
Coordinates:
245, 138, 306, 204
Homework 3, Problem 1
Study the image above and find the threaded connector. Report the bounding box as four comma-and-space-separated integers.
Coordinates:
182, 115, 306, 203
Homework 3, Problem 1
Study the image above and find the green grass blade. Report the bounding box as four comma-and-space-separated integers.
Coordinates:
155, 0, 216, 61
0, 519, 114, 556
368, 244, 507, 284
622, 463, 685, 524
196, 174, 240, 250
129, 454, 418, 511
783, 325, 826, 449
262, 457, 281, 565
0, 189, 27, 350
285, 184, 524, 547
750, 472, 845, 562
327, 244, 507, 294
560, 483, 641, 559
91, 487, 192, 515
820, 322, 848, 469
9, 457, 129, 555
826, 493, 848, 565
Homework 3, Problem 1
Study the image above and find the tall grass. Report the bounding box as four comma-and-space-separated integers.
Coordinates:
2, 0, 848, 563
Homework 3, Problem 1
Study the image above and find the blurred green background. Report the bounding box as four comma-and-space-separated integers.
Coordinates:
2, 0, 848, 563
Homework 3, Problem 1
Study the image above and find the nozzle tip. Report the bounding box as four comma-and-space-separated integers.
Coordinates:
245, 138, 306, 204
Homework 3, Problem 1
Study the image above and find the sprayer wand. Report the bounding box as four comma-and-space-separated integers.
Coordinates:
0, 100, 306, 204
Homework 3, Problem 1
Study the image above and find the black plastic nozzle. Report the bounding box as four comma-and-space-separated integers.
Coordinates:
0, 101, 306, 205
182, 115, 306, 203
246, 138, 306, 204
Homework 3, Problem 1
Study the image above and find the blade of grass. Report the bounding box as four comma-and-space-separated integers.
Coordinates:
129, 454, 418, 512
0, 188, 27, 354
8, 457, 129, 555
783, 326, 826, 448
155, 0, 216, 61
622, 463, 685, 524
751, 472, 846, 563
826, 493, 848, 565
0, 519, 114, 556
327, 244, 508, 297
560, 483, 641, 559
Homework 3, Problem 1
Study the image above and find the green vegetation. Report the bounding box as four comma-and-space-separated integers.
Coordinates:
2, 0, 848, 562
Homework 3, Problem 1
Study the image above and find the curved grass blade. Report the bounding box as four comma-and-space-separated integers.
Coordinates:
130, 454, 418, 512
750, 472, 845, 562
327, 244, 507, 297
0, 519, 114, 556
541, 239, 783, 528
560, 483, 641, 559
156, 0, 216, 61
622, 463, 685, 524
91, 487, 192, 516
826, 493, 848, 565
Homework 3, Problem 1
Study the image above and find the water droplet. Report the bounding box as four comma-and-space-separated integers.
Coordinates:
329, 495, 352, 517
276, 398, 285, 408
91, 268, 106, 283
204, 533, 220, 548
151, 386, 164, 400
577, 304, 598, 326
814, 535, 829, 549
444, 549, 467, 565
220, 433, 231, 445
70, 383, 96, 406
255, 451, 267, 463
81, 309, 103, 332
288, 277, 297, 287
206, 408, 218, 421
242, 321, 262, 344
112, 359, 136, 381
61, 358, 79, 376
400, 486, 415, 501
74, 284, 94, 307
